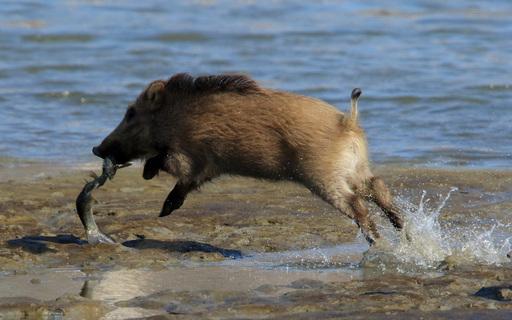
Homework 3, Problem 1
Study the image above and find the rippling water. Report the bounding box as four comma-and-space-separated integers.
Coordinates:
1, 1, 511, 167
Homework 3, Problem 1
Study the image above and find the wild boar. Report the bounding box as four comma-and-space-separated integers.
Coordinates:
92, 73, 404, 245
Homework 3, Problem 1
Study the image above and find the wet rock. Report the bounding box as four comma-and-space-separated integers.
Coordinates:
0, 256, 29, 272
497, 288, 512, 301
289, 279, 326, 289
181, 251, 225, 262
115, 296, 164, 310
53, 295, 107, 320
0, 296, 106, 320
475, 285, 512, 301
360, 248, 399, 269
438, 255, 458, 271
254, 284, 281, 294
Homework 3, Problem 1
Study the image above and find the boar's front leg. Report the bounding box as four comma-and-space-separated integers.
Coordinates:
145, 152, 211, 217
143, 154, 190, 216
159, 181, 197, 217
143, 154, 166, 180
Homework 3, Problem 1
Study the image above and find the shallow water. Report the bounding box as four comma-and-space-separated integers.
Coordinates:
0, 165, 511, 318
368, 188, 512, 269
1, 1, 512, 167
0, 265, 359, 319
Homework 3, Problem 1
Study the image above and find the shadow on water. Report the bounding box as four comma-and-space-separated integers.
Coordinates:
122, 238, 242, 259
6, 234, 242, 259
475, 285, 512, 301
7, 234, 86, 253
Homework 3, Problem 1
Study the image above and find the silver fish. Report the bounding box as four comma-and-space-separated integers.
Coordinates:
75, 157, 130, 244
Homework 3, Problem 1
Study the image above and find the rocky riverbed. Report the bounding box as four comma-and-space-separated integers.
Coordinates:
0, 160, 511, 319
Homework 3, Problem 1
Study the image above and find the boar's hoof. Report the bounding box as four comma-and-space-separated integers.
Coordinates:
87, 230, 116, 245
159, 197, 185, 217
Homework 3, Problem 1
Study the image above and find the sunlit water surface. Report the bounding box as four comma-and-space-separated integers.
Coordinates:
0, 1, 511, 167
1, 2, 511, 316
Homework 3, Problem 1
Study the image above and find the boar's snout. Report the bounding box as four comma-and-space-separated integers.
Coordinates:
92, 139, 128, 164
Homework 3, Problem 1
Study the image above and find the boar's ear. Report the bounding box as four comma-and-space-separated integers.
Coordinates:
145, 81, 166, 108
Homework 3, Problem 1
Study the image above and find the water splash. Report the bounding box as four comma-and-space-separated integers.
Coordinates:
374, 187, 512, 269
218, 188, 510, 273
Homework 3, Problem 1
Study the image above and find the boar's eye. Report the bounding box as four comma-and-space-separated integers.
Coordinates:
125, 108, 136, 122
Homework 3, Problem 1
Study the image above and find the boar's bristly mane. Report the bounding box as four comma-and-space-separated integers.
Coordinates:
165, 73, 261, 95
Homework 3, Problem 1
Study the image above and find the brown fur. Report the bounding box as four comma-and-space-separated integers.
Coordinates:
93, 73, 403, 245
165, 73, 260, 95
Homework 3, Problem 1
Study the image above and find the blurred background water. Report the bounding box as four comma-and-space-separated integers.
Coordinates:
0, 0, 511, 167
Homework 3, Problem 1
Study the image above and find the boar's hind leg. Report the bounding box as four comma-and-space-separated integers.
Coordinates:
159, 181, 197, 217
349, 194, 380, 245
316, 183, 379, 245
366, 177, 403, 230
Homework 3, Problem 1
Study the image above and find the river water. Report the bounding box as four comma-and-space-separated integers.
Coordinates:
1, 0, 511, 167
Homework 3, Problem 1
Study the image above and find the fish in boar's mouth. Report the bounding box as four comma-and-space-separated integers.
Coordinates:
75, 157, 130, 244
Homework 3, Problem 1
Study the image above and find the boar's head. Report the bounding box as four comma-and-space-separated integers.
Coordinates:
92, 80, 168, 164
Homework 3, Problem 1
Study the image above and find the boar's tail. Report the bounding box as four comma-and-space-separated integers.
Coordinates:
348, 88, 362, 125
